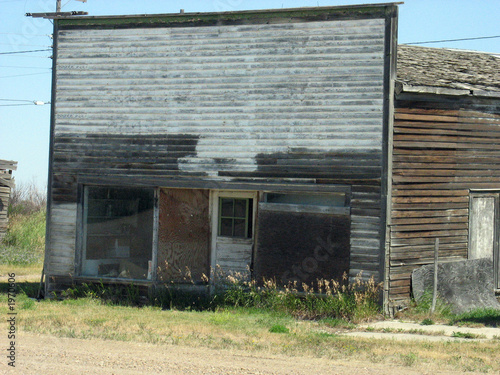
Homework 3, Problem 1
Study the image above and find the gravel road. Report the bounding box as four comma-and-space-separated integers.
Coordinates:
0, 331, 467, 375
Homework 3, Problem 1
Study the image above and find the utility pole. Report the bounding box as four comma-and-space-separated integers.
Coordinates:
26, 0, 87, 18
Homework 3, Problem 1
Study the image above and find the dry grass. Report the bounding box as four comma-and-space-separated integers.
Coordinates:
1, 291, 499, 373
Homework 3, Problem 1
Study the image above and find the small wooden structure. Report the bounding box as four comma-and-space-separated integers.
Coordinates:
387, 45, 500, 309
0, 160, 17, 241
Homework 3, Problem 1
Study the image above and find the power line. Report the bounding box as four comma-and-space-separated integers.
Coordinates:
0, 99, 51, 107
0, 65, 51, 69
406, 35, 500, 45
0, 43, 52, 48
0, 103, 44, 107
0, 48, 51, 55
0, 32, 50, 37
1, 55, 51, 58
0, 72, 51, 79
0, 99, 36, 102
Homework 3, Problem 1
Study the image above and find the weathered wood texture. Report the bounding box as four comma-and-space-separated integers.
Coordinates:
389, 97, 500, 302
52, 19, 386, 201
45, 202, 77, 276
0, 160, 16, 241
157, 188, 210, 283
48, 14, 391, 283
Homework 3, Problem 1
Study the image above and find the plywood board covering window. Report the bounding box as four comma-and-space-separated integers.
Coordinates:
254, 192, 350, 288
158, 189, 210, 283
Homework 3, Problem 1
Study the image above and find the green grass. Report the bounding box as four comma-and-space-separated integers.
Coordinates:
449, 308, 500, 328
0, 210, 45, 266
421, 318, 434, 326
269, 324, 289, 333
451, 331, 481, 339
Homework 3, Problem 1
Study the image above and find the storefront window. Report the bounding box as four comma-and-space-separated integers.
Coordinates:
81, 186, 154, 280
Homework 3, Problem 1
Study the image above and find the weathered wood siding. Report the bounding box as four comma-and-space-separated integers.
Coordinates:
0, 160, 16, 241
46, 7, 397, 282
46, 202, 77, 275
389, 95, 500, 302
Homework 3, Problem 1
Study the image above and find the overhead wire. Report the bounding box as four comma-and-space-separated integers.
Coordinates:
406, 35, 500, 45
0, 48, 52, 55
0, 72, 51, 78
0, 103, 43, 106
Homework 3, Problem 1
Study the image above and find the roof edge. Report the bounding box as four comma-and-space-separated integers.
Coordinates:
55, 3, 402, 28
395, 81, 500, 99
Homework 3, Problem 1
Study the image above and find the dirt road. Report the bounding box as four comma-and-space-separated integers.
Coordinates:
0, 331, 467, 375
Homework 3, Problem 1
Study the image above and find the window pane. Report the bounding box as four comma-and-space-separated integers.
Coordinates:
233, 199, 247, 218
233, 219, 246, 237
220, 218, 233, 236
221, 198, 234, 217
82, 187, 154, 280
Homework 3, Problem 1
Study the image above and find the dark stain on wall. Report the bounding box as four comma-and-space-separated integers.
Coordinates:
51, 133, 200, 202
218, 149, 382, 181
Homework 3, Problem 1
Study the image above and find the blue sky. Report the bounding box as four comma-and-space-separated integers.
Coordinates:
1, 0, 499, 189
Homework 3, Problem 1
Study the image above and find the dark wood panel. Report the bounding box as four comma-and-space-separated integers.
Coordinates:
254, 209, 350, 287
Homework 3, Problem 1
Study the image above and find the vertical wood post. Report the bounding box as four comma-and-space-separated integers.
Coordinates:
431, 238, 439, 313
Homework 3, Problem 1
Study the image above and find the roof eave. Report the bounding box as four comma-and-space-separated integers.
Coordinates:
395, 81, 500, 99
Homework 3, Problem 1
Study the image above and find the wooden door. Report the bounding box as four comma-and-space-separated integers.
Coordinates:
210, 191, 257, 282
469, 193, 499, 289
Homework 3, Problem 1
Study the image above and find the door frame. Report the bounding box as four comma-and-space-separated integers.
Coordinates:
209, 190, 258, 284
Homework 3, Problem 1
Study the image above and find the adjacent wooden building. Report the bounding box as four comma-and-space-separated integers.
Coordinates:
42, 4, 500, 311
387, 45, 500, 308
0, 160, 17, 241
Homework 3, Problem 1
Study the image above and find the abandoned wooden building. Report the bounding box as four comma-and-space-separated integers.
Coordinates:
388, 45, 500, 307
42, 3, 500, 311
0, 160, 17, 241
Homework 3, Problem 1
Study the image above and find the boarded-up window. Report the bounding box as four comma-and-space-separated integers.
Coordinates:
158, 188, 210, 283
254, 192, 350, 288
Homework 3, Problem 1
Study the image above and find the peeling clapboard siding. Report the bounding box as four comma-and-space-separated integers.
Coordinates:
53, 19, 385, 184
47, 8, 393, 286
0, 160, 16, 241
46, 202, 77, 276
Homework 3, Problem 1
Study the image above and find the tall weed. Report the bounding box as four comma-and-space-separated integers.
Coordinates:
1, 210, 46, 265
8, 180, 46, 215
219, 271, 381, 322
1, 181, 46, 266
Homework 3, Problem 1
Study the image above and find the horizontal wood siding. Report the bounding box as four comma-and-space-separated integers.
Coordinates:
0, 186, 10, 240
0, 161, 16, 241
48, 13, 391, 282
389, 97, 500, 302
53, 19, 385, 197
46, 202, 77, 276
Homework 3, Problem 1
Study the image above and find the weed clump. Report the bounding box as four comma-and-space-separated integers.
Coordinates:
218, 271, 381, 323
